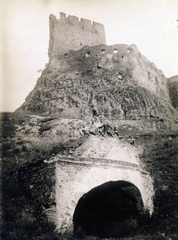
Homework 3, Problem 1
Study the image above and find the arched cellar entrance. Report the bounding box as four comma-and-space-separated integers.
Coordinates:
73, 181, 147, 239
55, 157, 154, 233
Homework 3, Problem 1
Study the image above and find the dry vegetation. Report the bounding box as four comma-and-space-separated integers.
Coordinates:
1, 112, 178, 239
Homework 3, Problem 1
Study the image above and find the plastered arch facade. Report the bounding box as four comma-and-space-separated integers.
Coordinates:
53, 136, 154, 233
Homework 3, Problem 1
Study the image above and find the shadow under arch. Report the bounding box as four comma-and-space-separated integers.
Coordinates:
73, 180, 146, 239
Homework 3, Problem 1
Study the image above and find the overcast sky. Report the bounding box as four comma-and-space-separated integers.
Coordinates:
1, 0, 178, 112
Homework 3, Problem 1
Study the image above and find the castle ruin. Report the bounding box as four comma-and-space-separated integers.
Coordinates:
11, 11, 178, 239
48, 12, 106, 60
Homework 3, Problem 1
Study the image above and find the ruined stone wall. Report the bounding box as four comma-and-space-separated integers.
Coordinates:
48, 12, 106, 60
47, 43, 170, 103
17, 160, 57, 225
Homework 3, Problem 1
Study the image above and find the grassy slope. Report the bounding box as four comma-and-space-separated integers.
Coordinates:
1, 112, 178, 239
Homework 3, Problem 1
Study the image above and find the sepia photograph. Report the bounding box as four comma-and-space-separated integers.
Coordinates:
1, 0, 178, 239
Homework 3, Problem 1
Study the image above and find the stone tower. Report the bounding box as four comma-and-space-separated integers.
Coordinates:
48, 12, 106, 61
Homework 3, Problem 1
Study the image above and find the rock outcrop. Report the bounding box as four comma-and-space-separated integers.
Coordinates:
16, 13, 178, 132
16, 43, 178, 131
167, 75, 178, 111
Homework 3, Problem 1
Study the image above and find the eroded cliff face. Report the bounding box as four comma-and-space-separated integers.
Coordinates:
16, 44, 178, 130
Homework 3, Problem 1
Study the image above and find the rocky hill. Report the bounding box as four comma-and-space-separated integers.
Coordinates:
16, 43, 178, 131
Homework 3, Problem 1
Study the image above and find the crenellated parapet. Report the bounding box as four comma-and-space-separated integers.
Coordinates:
48, 12, 106, 60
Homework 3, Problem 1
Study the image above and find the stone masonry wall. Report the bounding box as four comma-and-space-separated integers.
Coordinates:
48, 12, 106, 60
17, 160, 56, 225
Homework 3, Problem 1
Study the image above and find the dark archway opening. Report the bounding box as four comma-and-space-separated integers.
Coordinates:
73, 181, 146, 239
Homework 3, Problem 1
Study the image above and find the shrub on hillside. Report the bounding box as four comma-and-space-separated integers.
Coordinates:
38, 124, 51, 135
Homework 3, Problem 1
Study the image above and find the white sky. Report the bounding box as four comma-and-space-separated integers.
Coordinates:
0, 0, 178, 112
